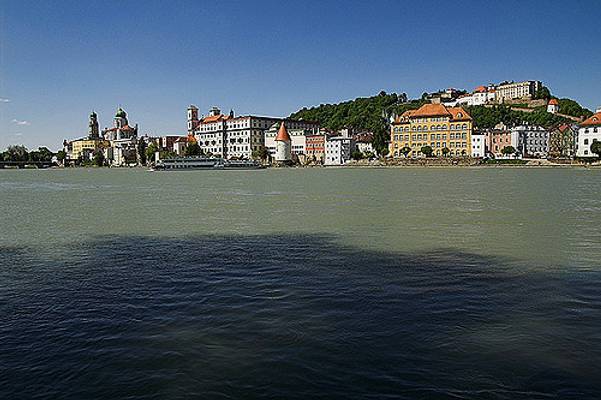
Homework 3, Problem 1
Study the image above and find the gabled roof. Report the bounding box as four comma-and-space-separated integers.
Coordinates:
474, 86, 487, 93
275, 122, 291, 141
580, 112, 601, 127
548, 99, 559, 106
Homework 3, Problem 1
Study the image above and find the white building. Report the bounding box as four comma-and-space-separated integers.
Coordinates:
471, 133, 486, 158
325, 136, 354, 166
575, 111, 601, 158
189, 105, 318, 159
173, 137, 189, 156
547, 99, 559, 114
445, 86, 496, 107
513, 125, 550, 158
353, 132, 375, 155
495, 80, 542, 102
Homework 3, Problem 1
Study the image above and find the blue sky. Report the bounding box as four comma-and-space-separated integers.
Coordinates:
1, 0, 600, 150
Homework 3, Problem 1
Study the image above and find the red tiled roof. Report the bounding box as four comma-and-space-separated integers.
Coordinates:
201, 114, 232, 123
548, 99, 559, 106
581, 112, 601, 127
447, 107, 472, 121
275, 122, 291, 141
411, 103, 452, 117
474, 86, 487, 93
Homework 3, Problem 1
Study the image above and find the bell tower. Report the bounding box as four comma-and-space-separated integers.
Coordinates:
187, 105, 199, 134
88, 111, 99, 140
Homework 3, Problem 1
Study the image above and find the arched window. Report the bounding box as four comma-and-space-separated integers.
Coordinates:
462, 124, 467, 129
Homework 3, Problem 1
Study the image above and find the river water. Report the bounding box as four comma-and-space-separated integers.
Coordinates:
1, 167, 600, 399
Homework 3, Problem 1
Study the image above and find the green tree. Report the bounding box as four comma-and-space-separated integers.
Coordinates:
252, 147, 269, 160
37, 147, 54, 162
590, 140, 601, 158
93, 151, 105, 167
421, 145, 433, 157
137, 140, 147, 165
145, 143, 158, 164
351, 150, 364, 160
501, 146, 516, 157
442, 147, 450, 157
534, 86, 551, 100
557, 99, 593, 119
56, 150, 66, 164
5, 145, 29, 161
400, 146, 411, 157
185, 142, 202, 156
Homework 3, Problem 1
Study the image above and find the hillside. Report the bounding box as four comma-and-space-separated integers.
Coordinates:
291, 91, 592, 155
290, 91, 427, 154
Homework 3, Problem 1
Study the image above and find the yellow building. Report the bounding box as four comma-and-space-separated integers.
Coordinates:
69, 139, 110, 160
390, 104, 473, 157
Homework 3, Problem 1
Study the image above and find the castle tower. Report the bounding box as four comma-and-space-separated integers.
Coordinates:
274, 121, 291, 163
187, 105, 199, 134
88, 111, 99, 140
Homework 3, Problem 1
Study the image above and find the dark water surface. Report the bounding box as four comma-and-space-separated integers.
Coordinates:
1, 168, 601, 399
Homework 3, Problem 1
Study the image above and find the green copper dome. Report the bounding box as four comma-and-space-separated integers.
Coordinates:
115, 108, 127, 118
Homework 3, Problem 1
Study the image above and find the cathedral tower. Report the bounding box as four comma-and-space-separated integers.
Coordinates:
88, 111, 99, 140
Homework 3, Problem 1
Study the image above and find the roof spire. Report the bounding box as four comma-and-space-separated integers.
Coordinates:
275, 121, 291, 142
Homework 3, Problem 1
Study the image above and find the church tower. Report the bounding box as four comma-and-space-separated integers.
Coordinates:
114, 107, 128, 129
88, 111, 99, 140
187, 105, 199, 134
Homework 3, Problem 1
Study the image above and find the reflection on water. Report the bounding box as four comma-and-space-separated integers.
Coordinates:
2, 234, 600, 399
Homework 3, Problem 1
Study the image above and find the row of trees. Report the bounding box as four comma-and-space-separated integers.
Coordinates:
1, 145, 56, 163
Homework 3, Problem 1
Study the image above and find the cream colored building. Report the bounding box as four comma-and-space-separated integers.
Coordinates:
390, 104, 473, 157
495, 80, 541, 102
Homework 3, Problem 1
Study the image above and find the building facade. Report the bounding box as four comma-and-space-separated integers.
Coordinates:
353, 132, 375, 155
495, 80, 542, 102
325, 136, 353, 165
471, 133, 486, 158
548, 124, 576, 158
189, 105, 318, 159
485, 129, 519, 158
513, 125, 550, 158
547, 99, 560, 114
575, 111, 601, 158
390, 104, 473, 157
305, 131, 327, 164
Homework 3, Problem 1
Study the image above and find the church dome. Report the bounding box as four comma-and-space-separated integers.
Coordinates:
115, 108, 127, 118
